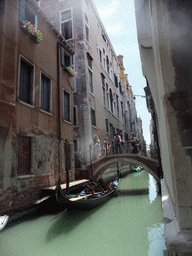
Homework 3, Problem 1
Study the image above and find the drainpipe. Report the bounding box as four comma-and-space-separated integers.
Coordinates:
57, 42, 62, 180
57, 42, 74, 186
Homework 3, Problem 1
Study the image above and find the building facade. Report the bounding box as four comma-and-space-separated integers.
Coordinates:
0, 0, 75, 214
39, 0, 138, 165
135, 0, 192, 254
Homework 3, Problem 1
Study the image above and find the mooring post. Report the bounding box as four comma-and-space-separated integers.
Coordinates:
65, 139, 70, 194
89, 144, 93, 181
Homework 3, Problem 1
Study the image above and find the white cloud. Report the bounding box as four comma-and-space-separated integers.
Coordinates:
106, 23, 123, 35
97, 0, 120, 20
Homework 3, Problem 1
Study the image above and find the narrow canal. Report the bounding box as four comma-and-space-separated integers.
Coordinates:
0, 170, 167, 256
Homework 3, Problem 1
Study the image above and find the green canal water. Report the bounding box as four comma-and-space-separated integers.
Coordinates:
0, 171, 167, 256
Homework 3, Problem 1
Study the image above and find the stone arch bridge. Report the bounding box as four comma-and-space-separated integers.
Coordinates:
85, 153, 161, 183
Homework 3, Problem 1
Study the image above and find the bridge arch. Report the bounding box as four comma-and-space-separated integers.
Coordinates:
88, 154, 160, 183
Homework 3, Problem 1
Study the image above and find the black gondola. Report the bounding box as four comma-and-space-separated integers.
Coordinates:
55, 179, 119, 211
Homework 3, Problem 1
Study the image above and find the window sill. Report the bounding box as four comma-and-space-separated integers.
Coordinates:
63, 119, 72, 125
89, 91, 95, 97
39, 109, 53, 116
18, 99, 35, 109
17, 175, 35, 179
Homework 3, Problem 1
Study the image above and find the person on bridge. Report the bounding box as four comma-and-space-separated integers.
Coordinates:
129, 133, 139, 154
103, 137, 109, 155
113, 132, 122, 154
95, 140, 101, 159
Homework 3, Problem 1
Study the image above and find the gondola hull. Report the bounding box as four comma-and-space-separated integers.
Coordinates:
0, 215, 9, 231
55, 180, 119, 211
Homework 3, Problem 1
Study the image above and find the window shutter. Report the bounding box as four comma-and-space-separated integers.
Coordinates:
19, 0, 25, 23
60, 45, 65, 67
35, 15, 38, 29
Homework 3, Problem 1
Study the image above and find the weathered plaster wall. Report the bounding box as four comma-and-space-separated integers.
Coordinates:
0, 0, 75, 214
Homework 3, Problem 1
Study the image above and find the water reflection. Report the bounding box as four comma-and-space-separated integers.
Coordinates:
46, 208, 98, 242
0, 170, 166, 256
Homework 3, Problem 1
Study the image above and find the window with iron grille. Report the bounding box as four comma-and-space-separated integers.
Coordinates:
18, 135, 31, 176
61, 9, 72, 40
19, 58, 34, 104
64, 90, 70, 121
41, 73, 51, 112
91, 108, 96, 126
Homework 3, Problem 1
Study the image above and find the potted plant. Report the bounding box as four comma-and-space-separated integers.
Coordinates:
64, 66, 77, 77
22, 20, 43, 43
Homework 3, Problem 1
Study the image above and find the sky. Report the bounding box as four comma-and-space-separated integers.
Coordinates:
93, 0, 151, 145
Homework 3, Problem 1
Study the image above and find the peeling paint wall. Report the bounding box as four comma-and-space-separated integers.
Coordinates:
0, 0, 75, 214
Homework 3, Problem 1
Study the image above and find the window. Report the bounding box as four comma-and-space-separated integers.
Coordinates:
19, 0, 38, 28
0, 0, 4, 15
103, 87, 106, 106
105, 118, 109, 133
73, 105, 78, 126
116, 95, 119, 118
64, 91, 70, 121
89, 70, 93, 94
91, 108, 96, 126
106, 83, 109, 109
60, 45, 71, 67
73, 139, 78, 152
109, 88, 113, 113
18, 135, 31, 176
103, 49, 105, 68
99, 49, 102, 63
41, 73, 51, 112
61, 9, 72, 40
19, 58, 34, 105
121, 101, 124, 119
114, 74, 118, 88
85, 13, 89, 42
106, 55, 109, 74
101, 74, 106, 106
87, 53, 93, 94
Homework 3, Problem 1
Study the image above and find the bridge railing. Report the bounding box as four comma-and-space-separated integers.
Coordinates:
75, 141, 158, 168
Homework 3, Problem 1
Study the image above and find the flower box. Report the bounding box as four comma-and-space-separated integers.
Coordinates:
21, 20, 43, 44
64, 66, 77, 77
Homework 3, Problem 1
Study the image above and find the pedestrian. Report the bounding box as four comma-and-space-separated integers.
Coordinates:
113, 132, 122, 154
103, 137, 109, 155
95, 140, 101, 159
130, 133, 138, 153
120, 134, 125, 153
